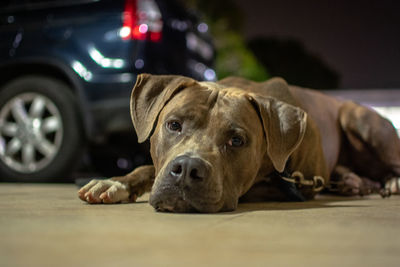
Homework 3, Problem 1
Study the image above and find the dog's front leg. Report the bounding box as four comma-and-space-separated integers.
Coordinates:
78, 165, 155, 204
329, 165, 382, 196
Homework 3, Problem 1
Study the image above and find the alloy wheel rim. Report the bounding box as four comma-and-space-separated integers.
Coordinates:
0, 92, 63, 173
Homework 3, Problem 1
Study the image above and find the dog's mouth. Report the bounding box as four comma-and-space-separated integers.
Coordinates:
148, 176, 233, 213
149, 186, 224, 213
151, 195, 196, 213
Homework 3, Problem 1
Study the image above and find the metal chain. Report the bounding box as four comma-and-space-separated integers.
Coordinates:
280, 171, 325, 192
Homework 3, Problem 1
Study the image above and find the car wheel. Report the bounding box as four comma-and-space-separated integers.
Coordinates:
0, 76, 85, 182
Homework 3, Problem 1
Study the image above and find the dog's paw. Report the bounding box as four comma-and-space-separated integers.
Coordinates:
337, 172, 363, 195
78, 179, 130, 204
385, 177, 400, 195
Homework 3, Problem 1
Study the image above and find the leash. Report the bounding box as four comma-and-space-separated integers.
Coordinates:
277, 168, 394, 199
281, 171, 325, 192
276, 169, 325, 201
278, 170, 390, 201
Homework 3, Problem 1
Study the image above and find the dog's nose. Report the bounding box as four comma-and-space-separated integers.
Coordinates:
170, 155, 209, 184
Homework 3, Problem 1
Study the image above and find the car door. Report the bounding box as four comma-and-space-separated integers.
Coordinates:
0, 1, 22, 61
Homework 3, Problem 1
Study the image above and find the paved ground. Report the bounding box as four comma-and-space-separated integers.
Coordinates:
1, 183, 399, 267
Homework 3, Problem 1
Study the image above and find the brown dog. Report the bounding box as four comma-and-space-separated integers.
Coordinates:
78, 74, 400, 212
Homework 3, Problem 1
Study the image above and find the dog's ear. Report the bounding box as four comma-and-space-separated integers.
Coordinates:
249, 95, 307, 173
130, 74, 197, 142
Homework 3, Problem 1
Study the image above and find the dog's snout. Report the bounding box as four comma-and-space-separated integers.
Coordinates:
170, 155, 209, 183
150, 155, 213, 212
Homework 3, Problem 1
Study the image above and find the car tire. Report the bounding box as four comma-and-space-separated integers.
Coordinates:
0, 76, 85, 182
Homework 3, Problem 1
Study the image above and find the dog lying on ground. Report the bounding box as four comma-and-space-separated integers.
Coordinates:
79, 74, 400, 212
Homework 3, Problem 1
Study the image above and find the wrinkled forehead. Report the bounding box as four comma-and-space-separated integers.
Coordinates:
160, 84, 215, 118
162, 85, 261, 131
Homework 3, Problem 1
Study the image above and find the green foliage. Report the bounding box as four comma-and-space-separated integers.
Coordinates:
184, 0, 269, 81
214, 27, 269, 81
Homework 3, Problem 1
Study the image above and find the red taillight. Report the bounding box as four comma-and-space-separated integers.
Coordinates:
132, 24, 147, 40
121, 0, 135, 40
150, 31, 162, 42
121, 0, 162, 42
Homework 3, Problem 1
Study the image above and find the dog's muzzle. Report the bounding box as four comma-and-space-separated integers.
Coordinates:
149, 155, 214, 212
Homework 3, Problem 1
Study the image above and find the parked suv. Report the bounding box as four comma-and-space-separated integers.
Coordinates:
0, 0, 216, 181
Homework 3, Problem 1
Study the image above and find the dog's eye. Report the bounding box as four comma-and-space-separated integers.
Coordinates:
167, 121, 182, 132
228, 136, 244, 147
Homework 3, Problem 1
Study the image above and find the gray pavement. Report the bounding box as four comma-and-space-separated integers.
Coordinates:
1, 183, 399, 267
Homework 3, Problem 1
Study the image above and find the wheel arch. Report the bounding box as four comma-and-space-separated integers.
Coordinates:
0, 59, 94, 140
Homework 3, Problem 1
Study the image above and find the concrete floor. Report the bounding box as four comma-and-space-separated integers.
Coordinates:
1, 183, 399, 267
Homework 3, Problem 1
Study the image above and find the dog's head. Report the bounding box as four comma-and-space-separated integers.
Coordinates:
131, 74, 306, 212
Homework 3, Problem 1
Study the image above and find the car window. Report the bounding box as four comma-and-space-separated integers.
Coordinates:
0, 0, 98, 11
0, 1, 13, 9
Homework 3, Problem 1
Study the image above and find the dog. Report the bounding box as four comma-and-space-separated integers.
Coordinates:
78, 74, 400, 212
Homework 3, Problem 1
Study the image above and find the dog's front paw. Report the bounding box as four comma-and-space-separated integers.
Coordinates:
78, 179, 130, 204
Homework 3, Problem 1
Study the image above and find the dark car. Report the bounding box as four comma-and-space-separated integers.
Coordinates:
0, 0, 216, 181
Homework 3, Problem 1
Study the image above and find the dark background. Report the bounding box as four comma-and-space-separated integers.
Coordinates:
233, 0, 400, 89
